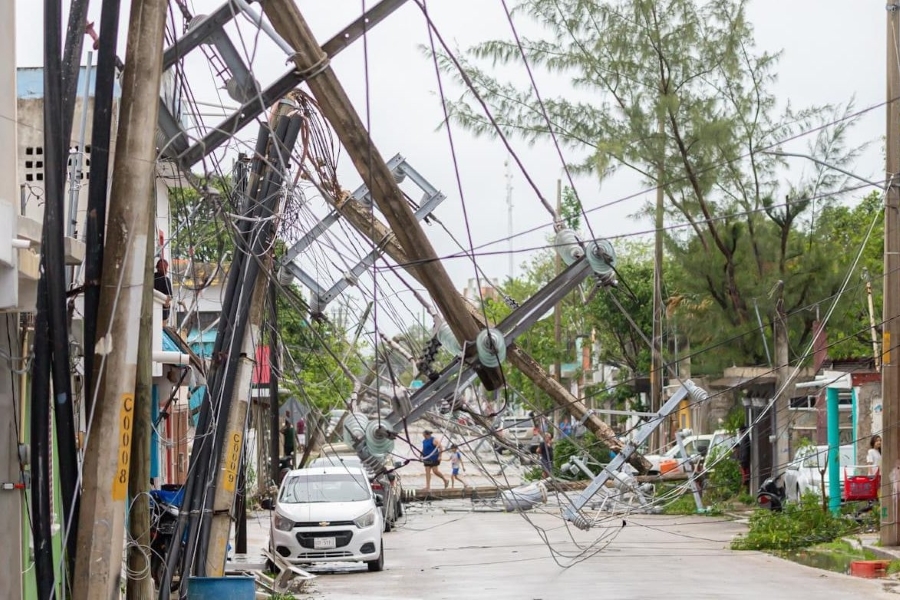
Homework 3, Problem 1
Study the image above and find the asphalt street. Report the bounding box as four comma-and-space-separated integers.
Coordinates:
244, 499, 899, 600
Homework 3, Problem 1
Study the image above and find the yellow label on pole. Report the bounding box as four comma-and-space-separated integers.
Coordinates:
112, 394, 135, 501
885, 332, 892, 365
223, 431, 242, 493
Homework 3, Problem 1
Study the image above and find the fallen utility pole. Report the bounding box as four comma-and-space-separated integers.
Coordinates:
318, 193, 651, 472
262, 0, 504, 391
73, 0, 168, 596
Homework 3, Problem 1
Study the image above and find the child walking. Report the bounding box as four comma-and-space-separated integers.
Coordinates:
448, 444, 469, 489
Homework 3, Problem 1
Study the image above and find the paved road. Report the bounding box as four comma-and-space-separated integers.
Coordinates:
247, 500, 899, 600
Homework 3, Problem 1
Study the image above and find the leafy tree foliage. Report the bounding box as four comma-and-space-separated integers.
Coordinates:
439, 0, 868, 371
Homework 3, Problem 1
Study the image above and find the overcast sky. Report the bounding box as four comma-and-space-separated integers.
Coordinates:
13, 0, 886, 335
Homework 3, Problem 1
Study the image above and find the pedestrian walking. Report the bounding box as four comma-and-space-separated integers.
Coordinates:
422, 430, 448, 491
448, 444, 469, 489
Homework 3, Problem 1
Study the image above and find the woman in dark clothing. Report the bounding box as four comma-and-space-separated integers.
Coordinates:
422, 430, 448, 491
538, 433, 554, 478
154, 259, 173, 322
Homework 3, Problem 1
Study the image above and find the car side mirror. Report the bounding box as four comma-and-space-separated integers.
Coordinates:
260, 497, 274, 511
375, 495, 384, 507
386, 472, 396, 482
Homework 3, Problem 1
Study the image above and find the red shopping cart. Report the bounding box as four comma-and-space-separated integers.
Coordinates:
844, 468, 880, 502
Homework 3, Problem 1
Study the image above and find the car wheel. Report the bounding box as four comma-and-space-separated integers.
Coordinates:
384, 518, 392, 533
796, 485, 802, 502
395, 499, 403, 518
367, 544, 384, 572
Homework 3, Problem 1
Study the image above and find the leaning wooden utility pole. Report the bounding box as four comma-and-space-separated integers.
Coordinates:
883, 0, 900, 548
73, 0, 168, 596
325, 193, 651, 472
262, 0, 503, 391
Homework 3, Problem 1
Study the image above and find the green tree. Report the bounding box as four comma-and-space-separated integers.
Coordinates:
439, 0, 863, 369
168, 179, 236, 265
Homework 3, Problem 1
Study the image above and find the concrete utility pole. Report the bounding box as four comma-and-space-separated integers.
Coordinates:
262, 0, 503, 391
205, 268, 269, 575
864, 269, 881, 369
74, 0, 168, 596
883, 0, 900, 547
0, 3, 22, 596
126, 220, 155, 599
772, 281, 791, 476
324, 191, 651, 472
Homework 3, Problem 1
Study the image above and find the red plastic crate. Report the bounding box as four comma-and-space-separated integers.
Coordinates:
844, 469, 880, 502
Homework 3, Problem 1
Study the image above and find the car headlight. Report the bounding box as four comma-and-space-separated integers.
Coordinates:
354, 509, 377, 529
273, 513, 294, 531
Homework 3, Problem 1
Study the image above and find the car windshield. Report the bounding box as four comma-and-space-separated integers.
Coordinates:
501, 418, 531, 429
279, 473, 370, 504
310, 456, 363, 469
664, 439, 710, 458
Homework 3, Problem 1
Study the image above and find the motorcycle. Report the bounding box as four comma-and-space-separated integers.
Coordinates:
150, 484, 184, 588
756, 475, 786, 512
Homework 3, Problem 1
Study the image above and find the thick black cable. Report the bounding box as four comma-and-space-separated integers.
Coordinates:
29, 293, 55, 600
40, 0, 80, 588
83, 0, 122, 425
60, 0, 89, 143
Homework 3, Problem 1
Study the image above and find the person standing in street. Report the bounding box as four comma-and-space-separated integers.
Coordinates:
282, 411, 296, 468
448, 444, 469, 489
537, 432, 554, 478
422, 430, 448, 491
296, 415, 306, 455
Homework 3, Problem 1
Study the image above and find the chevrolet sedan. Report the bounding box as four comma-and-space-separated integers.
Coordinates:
268, 466, 384, 571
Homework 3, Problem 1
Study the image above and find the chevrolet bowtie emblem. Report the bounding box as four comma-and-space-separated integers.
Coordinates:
318, 521, 330, 527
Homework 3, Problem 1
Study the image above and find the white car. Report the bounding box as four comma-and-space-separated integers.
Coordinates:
645, 431, 736, 476
784, 444, 854, 502
267, 466, 385, 571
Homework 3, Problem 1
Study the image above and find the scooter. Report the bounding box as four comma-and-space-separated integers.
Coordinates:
150, 484, 184, 588
756, 476, 786, 512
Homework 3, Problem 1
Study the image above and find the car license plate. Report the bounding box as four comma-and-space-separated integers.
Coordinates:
314, 537, 336, 549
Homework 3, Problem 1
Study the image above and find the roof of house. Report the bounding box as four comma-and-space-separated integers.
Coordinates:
17, 66, 121, 100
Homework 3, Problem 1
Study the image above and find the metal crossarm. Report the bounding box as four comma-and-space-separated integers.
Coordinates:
281, 155, 445, 313
562, 380, 707, 530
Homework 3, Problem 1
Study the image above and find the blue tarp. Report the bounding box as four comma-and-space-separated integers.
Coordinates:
162, 329, 182, 353
187, 329, 216, 359
151, 385, 160, 478
189, 385, 206, 427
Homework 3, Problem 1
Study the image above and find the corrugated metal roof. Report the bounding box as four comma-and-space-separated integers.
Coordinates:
17, 66, 122, 99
